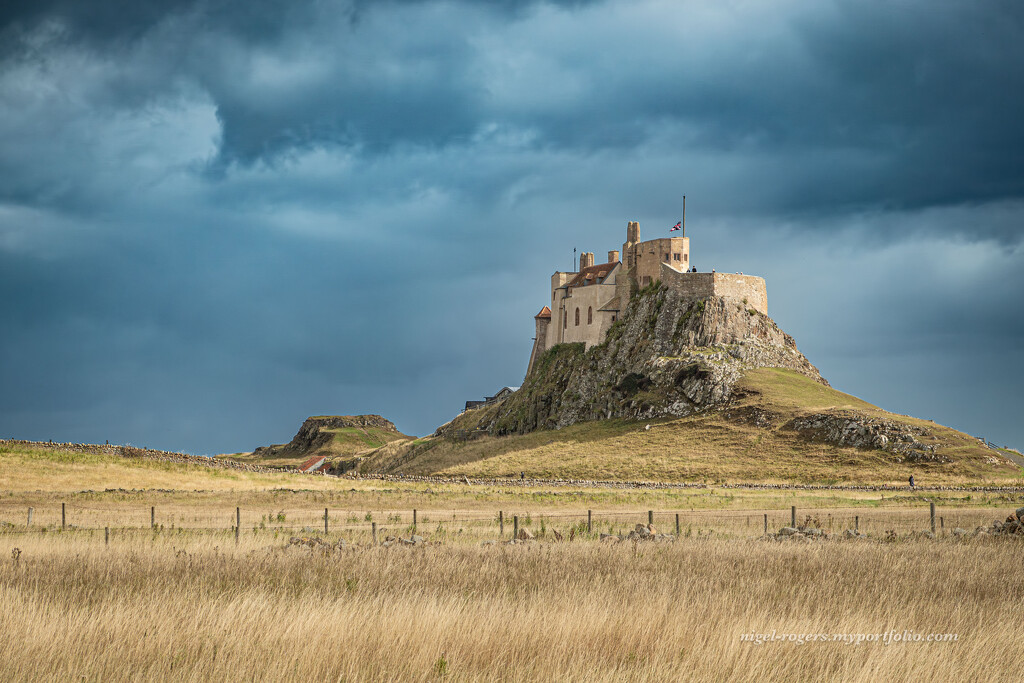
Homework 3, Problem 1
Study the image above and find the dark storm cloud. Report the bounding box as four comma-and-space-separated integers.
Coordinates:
3, 0, 1022, 237
1, 0, 1023, 453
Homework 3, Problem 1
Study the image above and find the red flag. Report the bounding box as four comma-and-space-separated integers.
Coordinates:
669, 222, 681, 231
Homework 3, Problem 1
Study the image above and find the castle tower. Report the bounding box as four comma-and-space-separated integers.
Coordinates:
526, 306, 553, 377
622, 221, 640, 269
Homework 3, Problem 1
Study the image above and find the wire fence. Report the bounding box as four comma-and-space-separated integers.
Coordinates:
0, 501, 1011, 542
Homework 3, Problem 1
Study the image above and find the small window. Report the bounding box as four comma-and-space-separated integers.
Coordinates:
575, 308, 580, 326
611, 314, 616, 322
673, 253, 681, 261
664, 253, 670, 261
587, 306, 593, 324
684, 254, 688, 262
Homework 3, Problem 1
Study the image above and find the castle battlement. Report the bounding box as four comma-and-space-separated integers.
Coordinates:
526, 220, 768, 376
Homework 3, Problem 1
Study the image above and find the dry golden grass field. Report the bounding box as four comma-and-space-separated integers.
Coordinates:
2, 531, 1023, 681
2, 442, 1024, 681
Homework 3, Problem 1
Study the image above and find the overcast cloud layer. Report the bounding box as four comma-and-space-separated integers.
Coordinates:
1, 0, 1022, 454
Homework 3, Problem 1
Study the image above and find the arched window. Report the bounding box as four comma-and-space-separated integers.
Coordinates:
575, 308, 580, 326
587, 306, 593, 324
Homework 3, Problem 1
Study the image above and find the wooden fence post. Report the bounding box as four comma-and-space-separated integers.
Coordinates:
855, 515, 859, 532
763, 513, 768, 535
105, 527, 109, 547
791, 506, 796, 528
151, 506, 156, 530
235, 507, 240, 545
513, 516, 519, 539
324, 508, 329, 535
587, 510, 592, 534
372, 522, 378, 546
62, 502, 66, 530
676, 513, 681, 535
27, 507, 33, 527
413, 509, 417, 530
648, 510, 654, 526
930, 502, 936, 533
498, 511, 503, 536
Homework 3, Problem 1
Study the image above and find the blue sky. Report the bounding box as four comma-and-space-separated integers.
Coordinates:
1, 0, 1022, 454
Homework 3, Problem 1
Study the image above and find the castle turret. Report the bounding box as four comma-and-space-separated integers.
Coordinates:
526, 306, 553, 377
622, 221, 640, 269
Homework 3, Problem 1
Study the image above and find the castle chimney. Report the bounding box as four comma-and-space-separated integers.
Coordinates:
608, 250, 619, 264
626, 221, 640, 243
580, 252, 595, 269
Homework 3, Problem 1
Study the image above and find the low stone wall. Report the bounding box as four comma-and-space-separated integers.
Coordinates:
344, 472, 1024, 494
0, 439, 294, 475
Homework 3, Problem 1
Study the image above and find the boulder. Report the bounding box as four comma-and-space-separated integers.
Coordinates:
1017, 507, 1024, 521
600, 533, 619, 542
778, 527, 799, 536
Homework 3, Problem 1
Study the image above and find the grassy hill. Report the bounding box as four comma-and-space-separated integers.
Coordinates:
227, 416, 414, 469
359, 368, 1022, 486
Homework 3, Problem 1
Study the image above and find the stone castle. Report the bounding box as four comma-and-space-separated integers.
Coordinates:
526, 220, 768, 375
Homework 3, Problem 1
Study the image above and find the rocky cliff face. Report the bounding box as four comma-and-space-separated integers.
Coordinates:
442, 283, 825, 437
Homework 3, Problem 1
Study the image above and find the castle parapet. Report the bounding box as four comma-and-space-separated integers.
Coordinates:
660, 263, 767, 315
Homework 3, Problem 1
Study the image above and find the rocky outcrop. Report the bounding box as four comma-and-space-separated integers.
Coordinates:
253, 415, 399, 457
789, 413, 950, 462
443, 285, 825, 437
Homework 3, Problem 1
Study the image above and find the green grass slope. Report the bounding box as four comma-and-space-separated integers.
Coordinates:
359, 368, 1022, 486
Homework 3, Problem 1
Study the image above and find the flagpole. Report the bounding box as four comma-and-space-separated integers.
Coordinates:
682, 195, 686, 239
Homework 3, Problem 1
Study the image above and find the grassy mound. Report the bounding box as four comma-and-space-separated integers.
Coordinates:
228, 424, 414, 469
360, 368, 1022, 486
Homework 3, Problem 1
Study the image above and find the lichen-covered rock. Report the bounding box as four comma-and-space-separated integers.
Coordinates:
789, 413, 949, 461
441, 288, 825, 437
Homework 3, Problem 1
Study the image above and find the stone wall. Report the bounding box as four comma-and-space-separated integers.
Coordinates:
661, 266, 767, 315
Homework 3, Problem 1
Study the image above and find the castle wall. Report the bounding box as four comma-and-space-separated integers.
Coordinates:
560, 281, 618, 348
660, 264, 767, 315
